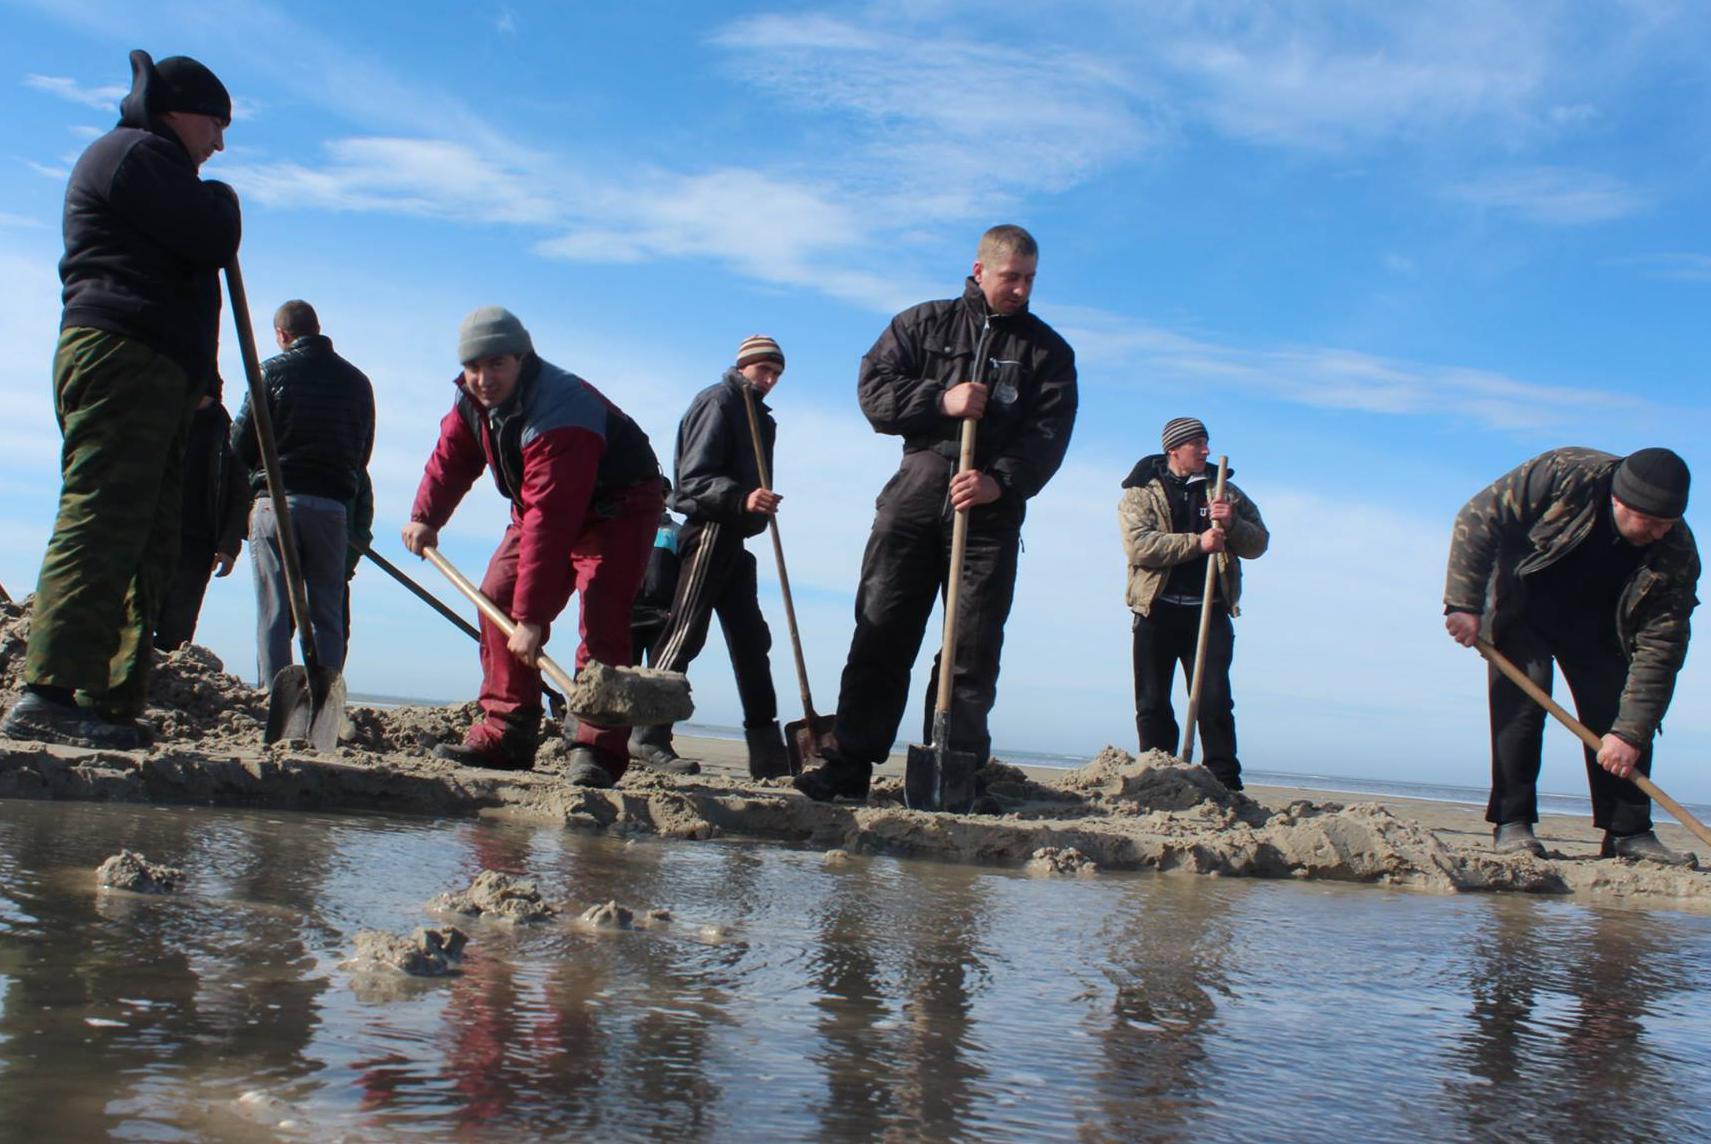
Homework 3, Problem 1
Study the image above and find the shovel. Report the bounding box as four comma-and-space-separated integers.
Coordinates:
739, 381, 829, 775
227, 257, 345, 750
1179, 456, 1230, 764
356, 540, 566, 719
420, 546, 692, 727
1475, 637, 1711, 853
905, 417, 984, 814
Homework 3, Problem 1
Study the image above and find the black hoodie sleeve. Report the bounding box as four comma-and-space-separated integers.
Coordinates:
105, 137, 241, 269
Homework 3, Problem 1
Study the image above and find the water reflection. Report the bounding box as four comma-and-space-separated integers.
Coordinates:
1453, 901, 1701, 1140
0, 800, 1708, 1142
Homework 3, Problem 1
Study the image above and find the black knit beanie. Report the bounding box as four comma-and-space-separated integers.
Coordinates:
1613, 447, 1690, 519
138, 51, 232, 123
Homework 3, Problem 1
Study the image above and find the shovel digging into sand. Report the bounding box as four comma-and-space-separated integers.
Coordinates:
356, 541, 566, 720
1179, 455, 1230, 765
419, 546, 693, 729
905, 415, 986, 814
740, 380, 831, 775
228, 257, 345, 751
1476, 637, 1711, 856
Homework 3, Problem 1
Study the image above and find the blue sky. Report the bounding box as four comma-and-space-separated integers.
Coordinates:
3, 1, 1710, 801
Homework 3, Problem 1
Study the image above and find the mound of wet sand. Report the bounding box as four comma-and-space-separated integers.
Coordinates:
1026, 846, 1099, 878
96, 849, 182, 893
429, 869, 557, 922
348, 927, 466, 976
1, 607, 1706, 912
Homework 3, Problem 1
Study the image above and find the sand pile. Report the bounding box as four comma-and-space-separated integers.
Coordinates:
348, 927, 466, 976
429, 869, 557, 923
96, 849, 182, 893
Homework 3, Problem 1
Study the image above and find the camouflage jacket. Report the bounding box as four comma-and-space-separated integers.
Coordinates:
1118, 456, 1269, 617
1444, 447, 1701, 745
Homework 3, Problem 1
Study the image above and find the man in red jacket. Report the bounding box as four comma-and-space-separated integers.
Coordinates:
402, 307, 664, 787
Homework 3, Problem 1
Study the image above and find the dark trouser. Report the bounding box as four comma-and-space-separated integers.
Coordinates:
153, 538, 216, 651
1132, 602, 1240, 787
249, 495, 349, 684
632, 519, 777, 753
833, 451, 1022, 766
25, 328, 198, 715
1488, 618, 1652, 835
632, 618, 667, 668
471, 479, 663, 770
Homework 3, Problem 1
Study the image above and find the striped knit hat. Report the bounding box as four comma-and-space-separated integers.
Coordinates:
735, 334, 785, 371
1161, 416, 1208, 451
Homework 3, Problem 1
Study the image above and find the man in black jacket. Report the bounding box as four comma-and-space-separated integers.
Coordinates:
631, 335, 789, 778
2, 50, 240, 749
232, 299, 375, 684
795, 225, 1078, 802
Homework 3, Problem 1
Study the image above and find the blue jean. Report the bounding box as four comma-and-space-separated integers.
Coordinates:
249, 495, 348, 684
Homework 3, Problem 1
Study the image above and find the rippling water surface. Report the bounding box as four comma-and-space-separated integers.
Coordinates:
0, 799, 1708, 1142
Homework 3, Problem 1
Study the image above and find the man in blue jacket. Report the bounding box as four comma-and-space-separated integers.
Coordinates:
2, 50, 241, 749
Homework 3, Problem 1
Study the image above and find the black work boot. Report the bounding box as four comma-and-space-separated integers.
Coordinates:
793, 751, 872, 803
433, 741, 534, 771
564, 746, 617, 789
628, 725, 700, 775
1493, 821, 1547, 857
0, 688, 146, 750
745, 720, 791, 780
1600, 829, 1696, 867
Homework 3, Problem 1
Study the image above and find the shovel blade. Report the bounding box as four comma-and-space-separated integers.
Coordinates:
307, 666, 346, 752
904, 742, 979, 813
264, 665, 313, 744
783, 713, 836, 776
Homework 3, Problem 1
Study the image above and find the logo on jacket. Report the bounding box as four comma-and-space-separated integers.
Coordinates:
989, 358, 1021, 406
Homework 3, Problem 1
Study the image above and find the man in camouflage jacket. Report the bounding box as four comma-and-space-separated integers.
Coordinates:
1119, 417, 1268, 790
1444, 446, 1699, 864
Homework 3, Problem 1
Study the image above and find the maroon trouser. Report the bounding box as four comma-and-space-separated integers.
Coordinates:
468, 480, 662, 771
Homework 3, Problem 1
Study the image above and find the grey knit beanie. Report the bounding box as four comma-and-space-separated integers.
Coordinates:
1613, 447, 1690, 518
458, 306, 532, 364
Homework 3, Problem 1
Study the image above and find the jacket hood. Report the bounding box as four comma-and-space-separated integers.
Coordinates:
1121, 453, 1235, 489
118, 50, 163, 132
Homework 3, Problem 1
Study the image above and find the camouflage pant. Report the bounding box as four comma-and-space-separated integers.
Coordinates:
24, 327, 198, 714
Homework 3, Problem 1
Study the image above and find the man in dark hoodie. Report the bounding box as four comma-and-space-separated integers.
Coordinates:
629, 335, 790, 779
232, 299, 374, 685
1117, 417, 1269, 791
794, 225, 1078, 802
1, 50, 241, 749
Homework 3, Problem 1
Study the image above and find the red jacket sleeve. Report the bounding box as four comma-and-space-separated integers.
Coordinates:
411, 404, 487, 529
512, 425, 605, 624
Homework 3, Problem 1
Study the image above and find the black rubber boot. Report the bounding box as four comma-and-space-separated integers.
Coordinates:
432, 740, 535, 771
745, 721, 791, 780
793, 754, 873, 803
1601, 829, 1696, 867
630, 722, 701, 775
1493, 821, 1546, 857
565, 747, 617, 789
0, 690, 145, 750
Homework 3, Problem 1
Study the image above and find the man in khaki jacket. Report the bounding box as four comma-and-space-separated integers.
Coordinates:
1118, 417, 1269, 789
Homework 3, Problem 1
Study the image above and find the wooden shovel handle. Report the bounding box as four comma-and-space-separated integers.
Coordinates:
935, 417, 978, 716
422, 546, 577, 699
739, 383, 818, 720
1179, 456, 1230, 762
1476, 637, 1711, 851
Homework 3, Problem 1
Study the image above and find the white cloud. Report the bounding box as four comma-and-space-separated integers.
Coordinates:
24, 73, 127, 112
1055, 305, 1643, 432
1446, 166, 1648, 225
0, 212, 47, 230
1622, 252, 1711, 283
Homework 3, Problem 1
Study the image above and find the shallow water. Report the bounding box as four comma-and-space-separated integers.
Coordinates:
0, 801, 1708, 1142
